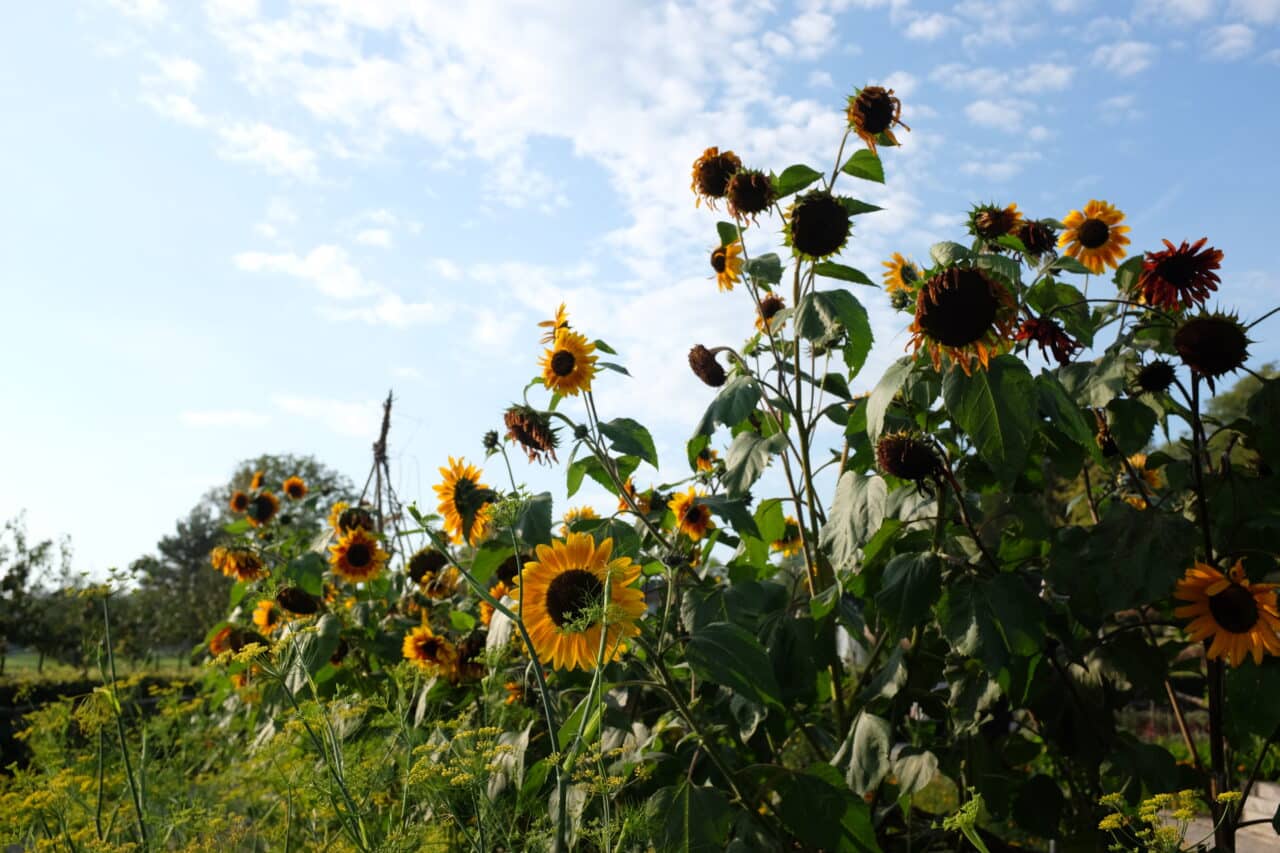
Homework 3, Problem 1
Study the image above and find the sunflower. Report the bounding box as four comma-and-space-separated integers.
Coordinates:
538, 302, 570, 344
434, 456, 495, 545
695, 447, 719, 473
669, 488, 714, 541
511, 533, 645, 671
618, 477, 652, 515
1174, 312, 1252, 391
561, 506, 599, 535
283, 476, 307, 500
402, 625, 459, 676
407, 547, 449, 585
968, 203, 1022, 242
327, 501, 349, 533
786, 190, 852, 260
772, 517, 803, 557
209, 626, 233, 656
755, 293, 786, 333
229, 491, 250, 514
688, 344, 727, 388
504, 404, 560, 464
1058, 200, 1130, 273
1120, 453, 1164, 510
725, 169, 776, 222
246, 491, 280, 527
480, 580, 510, 627
540, 328, 599, 397
276, 586, 320, 615
1015, 219, 1057, 259
1133, 358, 1177, 395
909, 266, 1017, 374
1015, 316, 1082, 366
211, 545, 267, 582
252, 599, 282, 635
249, 470, 265, 491
336, 505, 376, 534
424, 568, 459, 600
691, 147, 742, 208
881, 253, 921, 294
875, 431, 940, 482
846, 86, 908, 153
710, 241, 745, 291
328, 527, 389, 583
1137, 238, 1223, 311
504, 681, 525, 705
1175, 560, 1280, 667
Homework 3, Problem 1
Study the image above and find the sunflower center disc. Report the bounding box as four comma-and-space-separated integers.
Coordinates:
545, 569, 604, 628
918, 269, 999, 347
1154, 254, 1195, 287
791, 195, 850, 257
683, 505, 703, 524
1209, 584, 1259, 633
418, 637, 444, 661
346, 543, 371, 568
551, 350, 576, 377
857, 92, 893, 134
1078, 218, 1110, 249
710, 248, 727, 273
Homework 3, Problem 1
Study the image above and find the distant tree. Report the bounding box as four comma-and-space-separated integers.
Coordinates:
0, 513, 85, 674
1206, 362, 1277, 424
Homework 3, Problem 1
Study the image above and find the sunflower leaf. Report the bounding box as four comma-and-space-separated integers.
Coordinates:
645, 784, 734, 853
929, 241, 971, 267
836, 711, 892, 795
686, 621, 782, 708
716, 221, 743, 247
693, 375, 761, 437
698, 494, 761, 540
866, 356, 915, 443
942, 355, 1036, 485
722, 431, 787, 498
598, 361, 630, 376
875, 552, 942, 639
774, 163, 824, 198
839, 197, 883, 216
746, 252, 783, 287
1049, 255, 1092, 276
599, 418, 658, 468
813, 262, 876, 287
840, 149, 885, 183
514, 492, 553, 547
773, 766, 882, 853
820, 471, 887, 575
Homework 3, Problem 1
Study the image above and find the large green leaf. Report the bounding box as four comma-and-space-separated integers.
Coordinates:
699, 494, 761, 539
746, 253, 783, 287
839, 711, 891, 795
775, 765, 882, 852
1226, 658, 1280, 741
599, 417, 659, 468
1036, 370, 1101, 462
1246, 379, 1280, 465
929, 241, 970, 266
515, 492, 553, 547
774, 163, 824, 197
285, 552, 326, 596
716, 221, 742, 247
813, 262, 876, 287
1105, 398, 1157, 455
686, 621, 782, 707
841, 149, 884, 183
795, 288, 874, 375
566, 454, 639, 498
820, 471, 887, 574
943, 355, 1037, 484
938, 574, 1044, 675
892, 746, 939, 797
721, 431, 787, 498
646, 784, 733, 852
694, 376, 761, 436
866, 357, 914, 443
875, 552, 942, 638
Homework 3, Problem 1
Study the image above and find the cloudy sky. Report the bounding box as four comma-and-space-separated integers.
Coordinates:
4, 0, 1279, 576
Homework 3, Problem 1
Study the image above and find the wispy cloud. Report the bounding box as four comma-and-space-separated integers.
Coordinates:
1206, 24, 1255, 60
234, 245, 375, 300
1091, 41, 1158, 76
217, 122, 318, 179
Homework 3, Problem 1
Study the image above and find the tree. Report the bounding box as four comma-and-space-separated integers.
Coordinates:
0, 513, 86, 674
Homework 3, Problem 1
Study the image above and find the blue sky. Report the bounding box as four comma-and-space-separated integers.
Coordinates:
4, 0, 1279, 576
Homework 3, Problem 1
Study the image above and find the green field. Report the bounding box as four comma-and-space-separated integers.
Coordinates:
0, 649, 193, 685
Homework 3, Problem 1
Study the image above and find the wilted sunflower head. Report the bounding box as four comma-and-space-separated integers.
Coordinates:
1093, 410, 1120, 458
1133, 358, 1177, 395
688, 344, 727, 387
276, 586, 320, 615
786, 190, 852, 260
725, 169, 776, 221
504, 404, 560, 465
246, 492, 280, 527
337, 505, 376, 534
1015, 219, 1058, 259
846, 86, 908, 153
283, 476, 307, 500
756, 293, 787, 333
407, 547, 449, 585
482, 430, 500, 453
1137, 238, 1223, 311
212, 545, 267, 582
1015, 316, 1082, 366
968, 203, 1022, 242
909, 266, 1016, 374
875, 431, 940, 481
1174, 312, 1251, 391
691, 147, 742, 208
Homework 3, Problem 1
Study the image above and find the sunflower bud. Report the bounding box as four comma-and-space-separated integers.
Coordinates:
337, 506, 376, 534
875, 431, 940, 481
1134, 359, 1176, 395
482, 430, 500, 453
688, 344, 727, 387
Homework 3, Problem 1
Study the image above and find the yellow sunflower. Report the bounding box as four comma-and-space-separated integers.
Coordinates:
327, 501, 349, 533
252, 599, 282, 635
669, 488, 715, 541
424, 568, 458, 600
328, 527, 389, 583
249, 470, 265, 491
246, 491, 280, 527
480, 580, 510, 627
504, 680, 524, 705
772, 517, 803, 557
908, 266, 1017, 375
695, 447, 719, 473
434, 456, 494, 545
618, 477, 651, 515
1121, 453, 1165, 510
540, 328, 599, 397
1175, 561, 1280, 667
211, 545, 267, 582
402, 625, 459, 676
229, 490, 250, 514
711, 241, 745, 292
881, 253, 921, 294
538, 302, 570, 344
1059, 199, 1131, 273
511, 533, 646, 671
561, 505, 599, 535
209, 626, 233, 656
755, 293, 787, 333
283, 476, 307, 500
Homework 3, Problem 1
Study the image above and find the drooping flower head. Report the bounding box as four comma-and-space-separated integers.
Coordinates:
875, 431, 940, 482
786, 190, 852, 260
407, 547, 449, 585
329, 527, 389, 583
504, 404, 560, 465
725, 169, 776, 222
755, 293, 787, 333
1015, 316, 1082, 366
1058, 200, 1130, 273
1173, 312, 1252, 392
1175, 561, 1280, 667
772, 517, 803, 558
540, 328, 599, 397
434, 456, 495, 545
1137, 238, 1223, 311
1133, 358, 1177, 395
846, 86, 909, 153
688, 344, 727, 387
1014, 219, 1058, 260
690, 147, 742, 208
968, 202, 1022, 243
908, 266, 1017, 374
276, 586, 320, 615
211, 545, 268, 582
561, 505, 599, 536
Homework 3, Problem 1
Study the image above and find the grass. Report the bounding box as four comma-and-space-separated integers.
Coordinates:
0, 649, 193, 685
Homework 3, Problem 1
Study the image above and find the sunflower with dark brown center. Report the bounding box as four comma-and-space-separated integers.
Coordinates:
229, 490, 250, 513
669, 488, 714, 541
329, 527, 389, 583
786, 190, 852, 260
1015, 316, 1082, 366
688, 344, 727, 387
968, 203, 1022, 242
1133, 359, 1177, 395
1173, 312, 1252, 391
252, 599, 283, 635
283, 476, 307, 500
512, 533, 646, 671
336, 505, 376, 534
881, 253, 921, 294
617, 477, 652, 515
875, 431, 940, 481
690, 147, 742, 208
725, 169, 776, 222
1059, 199, 1130, 273
755, 293, 786, 333
710, 241, 745, 291
695, 447, 719, 474
1093, 410, 1120, 458
908, 266, 1017, 374
276, 586, 320, 615
1014, 219, 1057, 259
246, 492, 280, 527
846, 86, 909, 153
504, 404, 560, 465
407, 547, 449, 585
771, 516, 804, 557
434, 456, 496, 545
540, 328, 598, 397
1137, 238, 1223, 311
1176, 560, 1280, 666
402, 625, 459, 676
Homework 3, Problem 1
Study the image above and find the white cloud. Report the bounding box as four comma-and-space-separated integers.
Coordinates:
882, 70, 918, 98
107, 0, 166, 22
272, 395, 384, 438
762, 31, 794, 55
1135, 0, 1216, 20
151, 56, 203, 90
1028, 125, 1052, 141
1091, 41, 1158, 76
1228, 0, 1280, 24
960, 150, 1043, 181
141, 93, 209, 127
217, 122, 318, 179
179, 409, 270, 428
321, 292, 449, 327
808, 70, 834, 88
429, 259, 463, 280
391, 366, 423, 380
929, 62, 1072, 95
355, 228, 393, 247
965, 99, 1024, 130
904, 13, 956, 40
1079, 17, 1130, 42
1016, 63, 1075, 93
1206, 24, 1255, 59
1099, 94, 1144, 123
233, 244, 375, 299
1262, 47, 1280, 63
789, 10, 836, 58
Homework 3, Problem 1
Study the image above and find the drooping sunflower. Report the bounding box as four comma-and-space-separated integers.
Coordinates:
725, 169, 776, 222
538, 302, 570, 344
504, 404, 560, 464
424, 568, 459, 600
846, 85, 909, 153
694, 447, 719, 474
1015, 316, 1082, 366
1173, 312, 1252, 392
336, 505, 376, 535
881, 253, 921, 294
252, 599, 282, 635
1058, 200, 1130, 273
688, 344, 727, 388
246, 491, 280, 527
875, 430, 940, 482
249, 470, 265, 491
540, 328, 599, 397
1175, 560, 1280, 667
402, 625, 459, 676
1132, 358, 1177, 395
229, 490, 250, 514
561, 506, 599, 535
1014, 219, 1057, 259
968, 202, 1022, 243
276, 586, 320, 615
618, 477, 652, 515
328, 527, 389, 583
786, 190, 852, 260
1137, 238, 1223, 311
434, 456, 495, 545
908, 266, 1017, 374
691, 147, 742, 208
216, 546, 267, 582
710, 241, 745, 291
283, 476, 307, 500
480, 580, 510, 627
511, 533, 646, 671
772, 517, 803, 557
669, 488, 714, 541
755, 293, 786, 333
